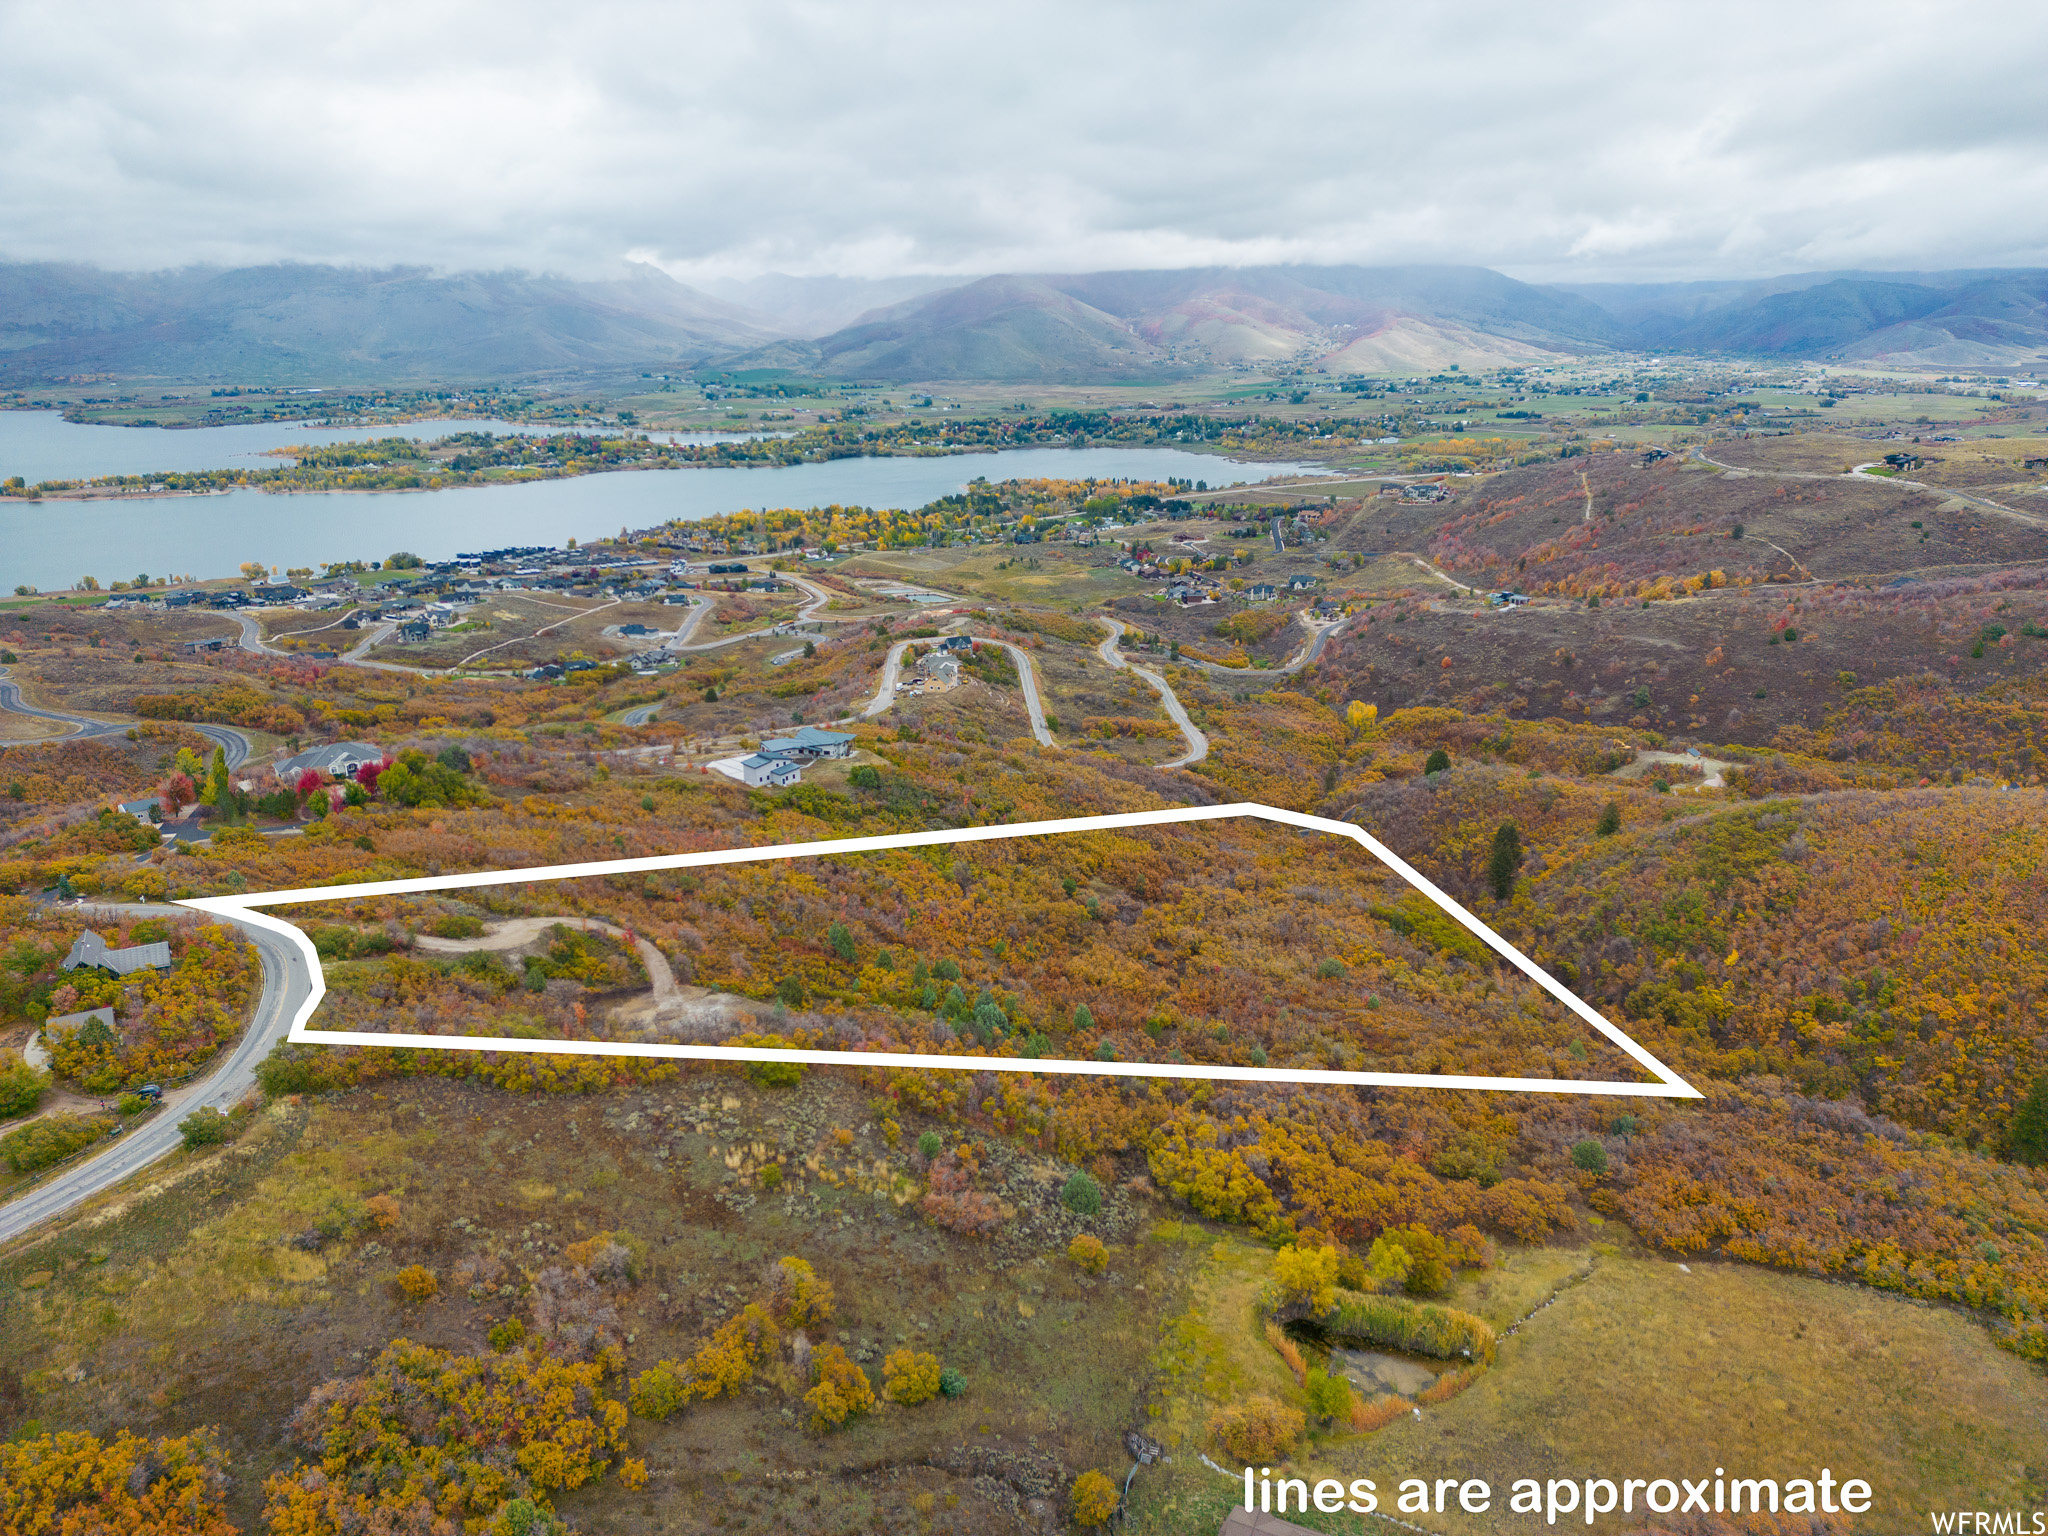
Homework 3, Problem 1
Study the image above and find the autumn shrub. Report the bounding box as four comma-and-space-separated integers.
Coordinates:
1069, 1469, 1119, 1528
1068, 1233, 1108, 1273
1269, 1243, 1340, 1313
804, 1343, 876, 1431
922, 1149, 1004, 1236
1415, 1364, 1487, 1407
0, 1111, 110, 1172
263, 1337, 626, 1533
529, 1261, 626, 1361
364, 1192, 399, 1230
1264, 1320, 1307, 1385
629, 1360, 689, 1420
396, 1264, 438, 1302
1304, 1366, 1354, 1422
563, 1231, 637, 1283
0, 1049, 47, 1120
489, 1317, 527, 1353
882, 1348, 941, 1405
769, 1255, 835, 1329
1349, 1393, 1408, 1432
681, 1304, 775, 1402
1209, 1394, 1305, 1462
0, 1427, 233, 1535
177, 1106, 234, 1150
1318, 1289, 1497, 1365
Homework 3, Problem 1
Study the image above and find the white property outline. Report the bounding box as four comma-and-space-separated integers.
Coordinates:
179, 802, 1700, 1099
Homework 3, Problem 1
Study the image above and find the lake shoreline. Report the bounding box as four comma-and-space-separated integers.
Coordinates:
2, 439, 1336, 505
2, 426, 1340, 592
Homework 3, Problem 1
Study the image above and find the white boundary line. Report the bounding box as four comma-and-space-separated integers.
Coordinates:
179, 802, 1700, 1099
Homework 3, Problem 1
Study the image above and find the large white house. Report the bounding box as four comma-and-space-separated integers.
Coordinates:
737, 753, 803, 787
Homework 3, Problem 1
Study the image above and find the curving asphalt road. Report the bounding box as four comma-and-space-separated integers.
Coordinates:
0, 902, 312, 1244
0, 667, 129, 745
1093, 616, 1208, 767
861, 635, 1056, 747
0, 666, 250, 768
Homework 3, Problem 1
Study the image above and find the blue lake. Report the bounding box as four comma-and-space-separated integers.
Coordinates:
0, 413, 1329, 591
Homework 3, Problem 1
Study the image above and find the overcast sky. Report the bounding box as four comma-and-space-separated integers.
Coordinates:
5, 0, 2044, 285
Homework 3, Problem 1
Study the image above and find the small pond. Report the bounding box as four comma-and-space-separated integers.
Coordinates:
1285, 1318, 1454, 1401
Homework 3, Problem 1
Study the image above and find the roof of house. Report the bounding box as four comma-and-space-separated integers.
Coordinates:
60, 930, 172, 976
741, 753, 800, 772
47, 1005, 117, 1033
759, 726, 855, 754
278, 742, 381, 777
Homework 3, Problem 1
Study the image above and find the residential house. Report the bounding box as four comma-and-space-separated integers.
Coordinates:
116, 797, 159, 827
277, 741, 382, 782
1247, 583, 1277, 601
756, 726, 855, 760
61, 930, 172, 977
738, 753, 802, 788
396, 619, 431, 642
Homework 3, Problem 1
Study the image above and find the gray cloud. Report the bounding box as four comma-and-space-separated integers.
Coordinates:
3, 0, 2044, 283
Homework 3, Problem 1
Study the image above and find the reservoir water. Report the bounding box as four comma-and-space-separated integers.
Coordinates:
0, 413, 1330, 591
0, 409, 759, 483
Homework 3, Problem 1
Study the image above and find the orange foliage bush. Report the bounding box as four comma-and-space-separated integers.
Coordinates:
1209, 1395, 1305, 1463
0, 1427, 235, 1536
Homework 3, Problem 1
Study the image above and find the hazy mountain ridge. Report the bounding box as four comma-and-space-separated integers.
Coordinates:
3, 258, 2044, 384
721, 262, 2048, 379
0, 262, 779, 383
715, 264, 1637, 381
1558, 269, 2048, 365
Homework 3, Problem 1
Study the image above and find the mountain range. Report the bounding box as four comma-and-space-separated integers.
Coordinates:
3, 259, 2044, 385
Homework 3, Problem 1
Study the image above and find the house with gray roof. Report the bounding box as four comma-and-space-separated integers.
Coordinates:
756, 726, 855, 760
738, 753, 802, 788
60, 930, 172, 978
276, 742, 382, 781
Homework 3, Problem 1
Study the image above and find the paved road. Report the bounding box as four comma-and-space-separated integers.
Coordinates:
0, 666, 249, 768
1094, 617, 1208, 767
620, 703, 661, 725
861, 635, 1056, 747
0, 667, 129, 746
228, 612, 280, 655
0, 902, 312, 1244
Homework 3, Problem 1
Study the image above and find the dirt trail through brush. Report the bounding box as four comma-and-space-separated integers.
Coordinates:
414, 916, 762, 1039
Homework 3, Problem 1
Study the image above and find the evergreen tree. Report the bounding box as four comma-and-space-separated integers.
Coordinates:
1424, 748, 1451, 775
1596, 800, 1622, 837
2011, 1075, 2048, 1165
1487, 822, 1524, 900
